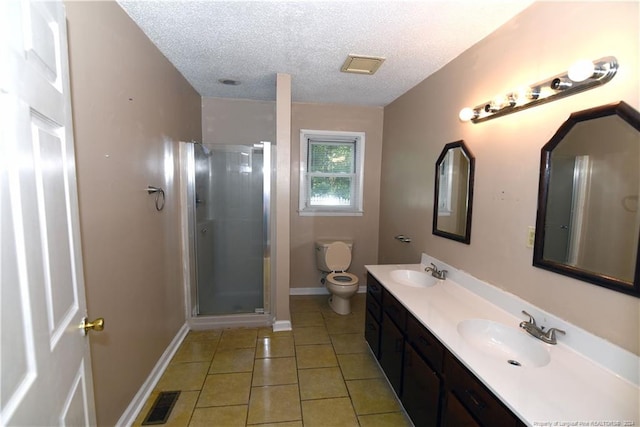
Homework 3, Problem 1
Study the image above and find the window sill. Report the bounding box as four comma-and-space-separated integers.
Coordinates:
298, 210, 364, 217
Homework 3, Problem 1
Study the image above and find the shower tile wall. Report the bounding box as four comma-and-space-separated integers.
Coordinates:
195, 145, 264, 315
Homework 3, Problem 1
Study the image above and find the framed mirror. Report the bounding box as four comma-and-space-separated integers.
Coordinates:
534, 101, 640, 297
433, 140, 475, 244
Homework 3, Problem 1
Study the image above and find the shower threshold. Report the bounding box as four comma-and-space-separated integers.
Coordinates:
188, 312, 272, 330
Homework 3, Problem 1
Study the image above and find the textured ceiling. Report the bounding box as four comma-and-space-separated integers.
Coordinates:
118, 1, 534, 107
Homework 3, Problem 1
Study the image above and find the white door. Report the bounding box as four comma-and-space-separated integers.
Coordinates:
1, 0, 98, 425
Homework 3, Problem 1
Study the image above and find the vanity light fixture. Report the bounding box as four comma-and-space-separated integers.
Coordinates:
459, 56, 618, 124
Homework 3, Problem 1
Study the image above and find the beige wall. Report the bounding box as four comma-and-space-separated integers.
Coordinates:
380, 1, 640, 354
291, 103, 384, 288
202, 97, 276, 144
66, 2, 202, 425
276, 74, 292, 322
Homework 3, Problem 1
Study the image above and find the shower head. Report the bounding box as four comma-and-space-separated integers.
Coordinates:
195, 141, 212, 157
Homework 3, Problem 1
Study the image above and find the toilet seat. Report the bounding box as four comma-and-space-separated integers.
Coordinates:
326, 272, 359, 286
324, 241, 352, 272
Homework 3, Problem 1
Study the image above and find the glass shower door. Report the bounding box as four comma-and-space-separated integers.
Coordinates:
193, 143, 269, 315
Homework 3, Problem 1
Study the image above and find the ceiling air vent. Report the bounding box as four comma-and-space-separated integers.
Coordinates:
340, 55, 385, 75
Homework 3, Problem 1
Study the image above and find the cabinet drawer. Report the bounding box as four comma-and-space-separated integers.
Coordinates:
366, 292, 382, 322
407, 314, 444, 373
445, 353, 519, 427
382, 288, 407, 331
366, 273, 382, 303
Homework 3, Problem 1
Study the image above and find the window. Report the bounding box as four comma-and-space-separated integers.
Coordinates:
299, 130, 365, 216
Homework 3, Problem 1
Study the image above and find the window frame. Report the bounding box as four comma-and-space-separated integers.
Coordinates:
299, 129, 365, 216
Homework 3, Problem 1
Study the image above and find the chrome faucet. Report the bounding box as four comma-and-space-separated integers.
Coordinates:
519, 310, 565, 345
425, 263, 447, 280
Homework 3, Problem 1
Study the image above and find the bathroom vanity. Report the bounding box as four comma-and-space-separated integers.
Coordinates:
365, 256, 639, 427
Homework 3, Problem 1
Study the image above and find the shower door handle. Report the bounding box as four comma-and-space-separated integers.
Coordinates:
201, 228, 208, 235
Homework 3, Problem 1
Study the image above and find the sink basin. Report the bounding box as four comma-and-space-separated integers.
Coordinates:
389, 269, 439, 288
457, 319, 551, 368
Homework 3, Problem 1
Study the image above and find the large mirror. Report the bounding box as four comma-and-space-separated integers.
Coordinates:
433, 140, 475, 244
534, 101, 640, 297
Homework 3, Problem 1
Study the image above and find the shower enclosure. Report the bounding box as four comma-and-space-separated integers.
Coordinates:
182, 141, 271, 320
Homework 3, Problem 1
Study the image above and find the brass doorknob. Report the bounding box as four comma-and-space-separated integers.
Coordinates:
81, 317, 105, 335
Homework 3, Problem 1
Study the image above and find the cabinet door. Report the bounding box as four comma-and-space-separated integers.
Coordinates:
442, 391, 481, 427
364, 308, 381, 359
402, 343, 441, 427
380, 313, 404, 395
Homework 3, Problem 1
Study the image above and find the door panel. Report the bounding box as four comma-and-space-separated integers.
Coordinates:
544, 156, 575, 262
32, 116, 79, 348
1, 0, 97, 425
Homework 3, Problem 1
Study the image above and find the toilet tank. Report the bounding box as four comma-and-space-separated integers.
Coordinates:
315, 240, 353, 272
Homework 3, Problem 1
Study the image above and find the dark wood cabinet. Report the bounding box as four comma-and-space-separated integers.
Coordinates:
382, 287, 407, 331
380, 286, 408, 396
364, 273, 525, 427
406, 314, 444, 373
442, 391, 481, 427
364, 308, 381, 358
366, 290, 382, 322
443, 352, 521, 427
402, 342, 441, 427
366, 272, 382, 303
380, 312, 404, 395
365, 273, 383, 358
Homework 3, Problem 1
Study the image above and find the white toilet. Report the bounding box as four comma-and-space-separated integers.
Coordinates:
315, 240, 359, 315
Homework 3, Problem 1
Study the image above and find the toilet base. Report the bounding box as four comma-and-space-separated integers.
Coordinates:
328, 295, 351, 315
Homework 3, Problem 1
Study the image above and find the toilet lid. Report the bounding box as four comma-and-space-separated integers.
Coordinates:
325, 241, 351, 272
327, 272, 359, 286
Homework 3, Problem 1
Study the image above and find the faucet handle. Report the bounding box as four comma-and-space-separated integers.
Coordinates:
521, 310, 537, 326
544, 327, 566, 341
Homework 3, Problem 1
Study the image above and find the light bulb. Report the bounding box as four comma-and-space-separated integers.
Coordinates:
458, 107, 477, 122
513, 86, 540, 105
568, 59, 595, 82
492, 95, 507, 109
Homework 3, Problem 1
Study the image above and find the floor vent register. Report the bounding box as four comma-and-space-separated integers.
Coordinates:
142, 391, 181, 425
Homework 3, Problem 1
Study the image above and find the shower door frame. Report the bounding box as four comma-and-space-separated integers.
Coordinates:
179, 141, 273, 329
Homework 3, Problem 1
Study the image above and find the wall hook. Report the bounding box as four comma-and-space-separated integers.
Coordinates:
147, 186, 165, 211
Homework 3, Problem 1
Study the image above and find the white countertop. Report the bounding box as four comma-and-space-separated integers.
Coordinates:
366, 257, 640, 426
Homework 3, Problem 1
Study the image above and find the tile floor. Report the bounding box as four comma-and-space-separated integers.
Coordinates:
133, 294, 412, 426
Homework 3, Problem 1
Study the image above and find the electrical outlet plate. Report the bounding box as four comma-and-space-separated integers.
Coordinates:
527, 226, 535, 248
